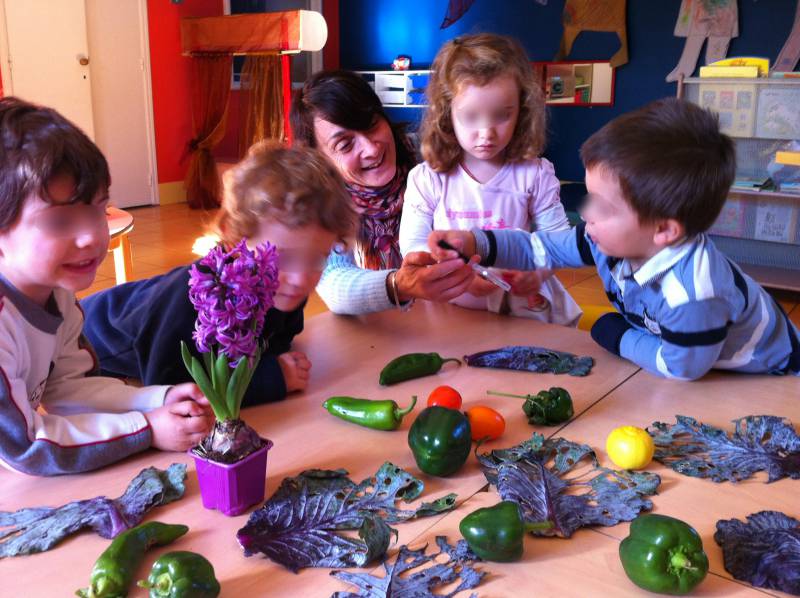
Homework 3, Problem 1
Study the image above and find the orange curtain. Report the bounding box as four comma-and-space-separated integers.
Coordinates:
238, 54, 284, 157
185, 54, 232, 210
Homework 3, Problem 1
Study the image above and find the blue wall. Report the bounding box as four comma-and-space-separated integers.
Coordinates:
339, 0, 797, 182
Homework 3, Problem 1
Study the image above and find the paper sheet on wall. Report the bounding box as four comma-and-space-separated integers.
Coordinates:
710, 197, 746, 237
698, 82, 756, 137
755, 87, 800, 140
754, 202, 797, 243
773, 0, 800, 72
555, 0, 628, 67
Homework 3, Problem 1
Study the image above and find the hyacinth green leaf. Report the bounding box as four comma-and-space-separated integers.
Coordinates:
188, 355, 228, 421
202, 349, 214, 384
180, 341, 194, 377
213, 350, 230, 402
226, 355, 250, 420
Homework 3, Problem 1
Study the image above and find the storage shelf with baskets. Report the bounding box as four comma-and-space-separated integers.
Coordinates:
679, 76, 800, 291
357, 70, 431, 108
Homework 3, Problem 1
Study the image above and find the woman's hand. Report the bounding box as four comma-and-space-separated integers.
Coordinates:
394, 251, 475, 303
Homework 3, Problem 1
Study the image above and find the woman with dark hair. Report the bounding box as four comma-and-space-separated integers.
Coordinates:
291, 69, 475, 314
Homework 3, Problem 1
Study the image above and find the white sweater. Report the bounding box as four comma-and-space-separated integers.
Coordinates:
0, 275, 168, 475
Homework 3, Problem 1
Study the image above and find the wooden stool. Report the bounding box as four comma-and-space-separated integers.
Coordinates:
106, 206, 134, 284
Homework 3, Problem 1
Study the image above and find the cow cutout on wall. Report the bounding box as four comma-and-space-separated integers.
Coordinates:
554, 0, 628, 68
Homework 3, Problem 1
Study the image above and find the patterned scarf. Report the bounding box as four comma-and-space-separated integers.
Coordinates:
346, 163, 409, 271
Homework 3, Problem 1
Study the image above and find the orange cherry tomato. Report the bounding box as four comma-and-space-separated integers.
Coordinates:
466, 406, 505, 441
427, 385, 463, 409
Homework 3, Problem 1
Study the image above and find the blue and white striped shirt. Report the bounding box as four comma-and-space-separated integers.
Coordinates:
477, 224, 800, 380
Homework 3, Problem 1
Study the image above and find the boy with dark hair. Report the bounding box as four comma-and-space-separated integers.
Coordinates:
430, 98, 800, 380
0, 97, 213, 476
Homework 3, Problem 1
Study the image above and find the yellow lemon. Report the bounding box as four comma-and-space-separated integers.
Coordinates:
605, 426, 655, 470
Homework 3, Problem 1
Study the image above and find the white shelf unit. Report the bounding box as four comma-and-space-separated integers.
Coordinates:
356, 70, 431, 108
680, 77, 800, 291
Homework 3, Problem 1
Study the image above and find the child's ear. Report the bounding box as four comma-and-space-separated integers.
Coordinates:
652, 218, 685, 247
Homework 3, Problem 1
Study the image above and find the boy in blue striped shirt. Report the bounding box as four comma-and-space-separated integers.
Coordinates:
430, 98, 800, 380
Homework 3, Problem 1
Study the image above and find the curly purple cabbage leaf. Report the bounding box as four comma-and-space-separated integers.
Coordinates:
331, 536, 484, 598
465, 345, 594, 376
648, 415, 800, 483
477, 434, 660, 538
714, 510, 800, 595
0, 463, 186, 557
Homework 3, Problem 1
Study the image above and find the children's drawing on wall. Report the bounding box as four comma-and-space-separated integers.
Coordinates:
440, 0, 548, 29
666, 0, 739, 82
554, 0, 628, 67
773, 0, 800, 73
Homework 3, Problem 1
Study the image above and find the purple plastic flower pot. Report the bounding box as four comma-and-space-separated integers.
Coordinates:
192, 438, 273, 516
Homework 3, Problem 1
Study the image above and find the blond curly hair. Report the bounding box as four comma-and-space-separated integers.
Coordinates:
421, 33, 547, 173
214, 141, 355, 247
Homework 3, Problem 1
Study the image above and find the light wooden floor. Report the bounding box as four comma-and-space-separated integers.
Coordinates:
79, 203, 800, 328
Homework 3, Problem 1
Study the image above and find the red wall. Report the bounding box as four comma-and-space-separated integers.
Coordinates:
147, 0, 223, 184
146, 0, 340, 184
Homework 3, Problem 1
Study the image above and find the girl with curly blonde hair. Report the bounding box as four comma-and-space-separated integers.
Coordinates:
399, 33, 581, 325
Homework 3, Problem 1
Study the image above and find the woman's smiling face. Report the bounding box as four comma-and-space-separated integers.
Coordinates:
313, 116, 397, 188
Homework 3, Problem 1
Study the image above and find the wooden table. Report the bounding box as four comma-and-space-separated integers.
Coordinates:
1, 302, 797, 597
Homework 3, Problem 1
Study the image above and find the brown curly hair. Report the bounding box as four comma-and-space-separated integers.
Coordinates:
214, 141, 356, 247
420, 33, 547, 173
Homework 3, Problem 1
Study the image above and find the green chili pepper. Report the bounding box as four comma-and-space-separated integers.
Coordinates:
76, 521, 188, 598
487, 387, 574, 426
323, 395, 417, 430
619, 514, 709, 595
379, 352, 461, 386
459, 501, 553, 562
137, 551, 220, 598
407, 406, 472, 476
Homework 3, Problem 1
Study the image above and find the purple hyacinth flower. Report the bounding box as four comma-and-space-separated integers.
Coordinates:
188, 240, 279, 363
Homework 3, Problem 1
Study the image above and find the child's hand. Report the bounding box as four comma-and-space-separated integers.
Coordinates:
503, 270, 551, 296
279, 351, 312, 393
146, 399, 214, 452
164, 382, 212, 411
427, 230, 477, 261
467, 276, 499, 297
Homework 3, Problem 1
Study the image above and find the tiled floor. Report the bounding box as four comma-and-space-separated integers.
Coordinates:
80, 203, 800, 328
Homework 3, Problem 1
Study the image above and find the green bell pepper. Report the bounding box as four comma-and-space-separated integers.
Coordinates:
323, 395, 417, 430
488, 387, 574, 426
459, 501, 552, 562
76, 521, 188, 598
407, 406, 471, 476
137, 551, 220, 598
619, 514, 709, 595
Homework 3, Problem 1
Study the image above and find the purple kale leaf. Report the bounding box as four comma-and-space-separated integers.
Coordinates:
714, 511, 800, 595
477, 434, 660, 538
648, 415, 800, 483
236, 462, 457, 572
464, 345, 594, 376
0, 463, 186, 557
330, 536, 485, 598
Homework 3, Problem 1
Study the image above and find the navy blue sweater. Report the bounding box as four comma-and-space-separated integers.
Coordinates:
80, 264, 304, 405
